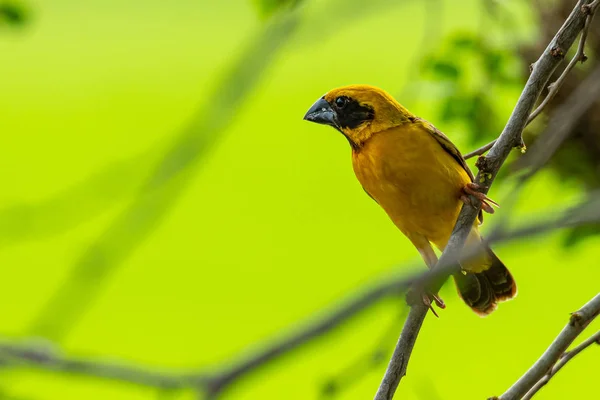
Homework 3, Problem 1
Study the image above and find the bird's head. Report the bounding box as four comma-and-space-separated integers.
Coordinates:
303, 84, 414, 149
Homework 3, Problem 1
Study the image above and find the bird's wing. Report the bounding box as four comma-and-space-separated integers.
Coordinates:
363, 188, 379, 204
415, 117, 475, 182
414, 117, 484, 223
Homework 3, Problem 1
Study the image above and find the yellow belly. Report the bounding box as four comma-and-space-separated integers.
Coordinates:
352, 124, 471, 248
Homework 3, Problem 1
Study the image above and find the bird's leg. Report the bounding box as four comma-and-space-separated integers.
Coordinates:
461, 182, 499, 214
406, 240, 446, 316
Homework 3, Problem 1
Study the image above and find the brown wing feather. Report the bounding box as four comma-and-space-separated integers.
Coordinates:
412, 117, 484, 223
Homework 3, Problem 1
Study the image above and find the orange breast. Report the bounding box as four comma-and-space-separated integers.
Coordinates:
352, 124, 471, 248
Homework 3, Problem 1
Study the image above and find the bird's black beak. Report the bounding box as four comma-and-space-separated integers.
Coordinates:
303, 97, 338, 128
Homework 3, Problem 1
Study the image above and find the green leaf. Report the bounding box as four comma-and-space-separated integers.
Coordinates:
430, 60, 460, 80
0, 1, 28, 26
449, 32, 481, 52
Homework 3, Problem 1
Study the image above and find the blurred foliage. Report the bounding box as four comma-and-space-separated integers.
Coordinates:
252, 0, 302, 18
0, 1, 28, 27
420, 31, 523, 146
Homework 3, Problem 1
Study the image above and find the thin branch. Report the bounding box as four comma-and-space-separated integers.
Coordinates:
1, 194, 600, 397
373, 302, 428, 399
526, 0, 598, 124
515, 63, 600, 178
374, 1, 598, 399
0, 340, 192, 389
464, 0, 599, 160
464, 139, 496, 159
493, 294, 600, 400
521, 330, 600, 400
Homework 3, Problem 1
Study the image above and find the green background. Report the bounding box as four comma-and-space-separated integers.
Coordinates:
1, 0, 598, 399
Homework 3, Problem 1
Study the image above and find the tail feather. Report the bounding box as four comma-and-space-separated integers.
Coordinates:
453, 245, 517, 316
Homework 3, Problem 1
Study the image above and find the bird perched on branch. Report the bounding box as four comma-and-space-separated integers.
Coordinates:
303, 85, 516, 316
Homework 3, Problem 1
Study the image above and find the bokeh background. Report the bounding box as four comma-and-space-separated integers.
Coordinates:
1, 0, 599, 399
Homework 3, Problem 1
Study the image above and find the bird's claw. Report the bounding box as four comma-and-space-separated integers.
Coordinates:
422, 292, 446, 317
407, 288, 445, 317
462, 182, 499, 214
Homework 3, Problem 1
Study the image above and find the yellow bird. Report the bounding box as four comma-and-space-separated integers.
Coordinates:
303, 85, 516, 316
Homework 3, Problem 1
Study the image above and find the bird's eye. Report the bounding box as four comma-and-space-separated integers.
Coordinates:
335, 96, 348, 108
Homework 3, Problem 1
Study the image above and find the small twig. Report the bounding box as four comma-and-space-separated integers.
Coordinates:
526, 0, 598, 125
521, 330, 600, 400
464, 139, 496, 159
374, 1, 598, 399
515, 64, 600, 178
464, 0, 598, 160
493, 294, 600, 400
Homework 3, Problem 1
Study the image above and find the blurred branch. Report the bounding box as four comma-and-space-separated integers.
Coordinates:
21, 0, 450, 346
492, 294, 600, 400
0, 340, 191, 388
374, 1, 599, 399
1, 195, 600, 397
320, 308, 408, 399
464, 0, 599, 160
0, 0, 411, 249
26, 9, 301, 341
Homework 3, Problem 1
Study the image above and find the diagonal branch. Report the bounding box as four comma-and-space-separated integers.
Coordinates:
521, 330, 600, 400
514, 63, 600, 178
27, 9, 301, 342
464, 0, 599, 160
374, 1, 598, 399
492, 294, 600, 400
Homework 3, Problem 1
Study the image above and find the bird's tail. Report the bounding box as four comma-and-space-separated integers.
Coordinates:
452, 231, 517, 316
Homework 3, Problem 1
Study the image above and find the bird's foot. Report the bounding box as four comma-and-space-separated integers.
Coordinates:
461, 182, 499, 214
407, 288, 446, 317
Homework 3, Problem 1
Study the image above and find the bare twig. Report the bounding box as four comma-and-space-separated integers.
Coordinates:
464, 0, 599, 160
526, 0, 598, 124
493, 294, 600, 400
374, 1, 598, 399
521, 330, 600, 400
464, 139, 496, 159
515, 64, 600, 178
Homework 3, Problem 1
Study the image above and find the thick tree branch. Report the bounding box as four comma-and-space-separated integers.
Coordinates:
374, 1, 598, 399
492, 294, 600, 400
464, 0, 599, 160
